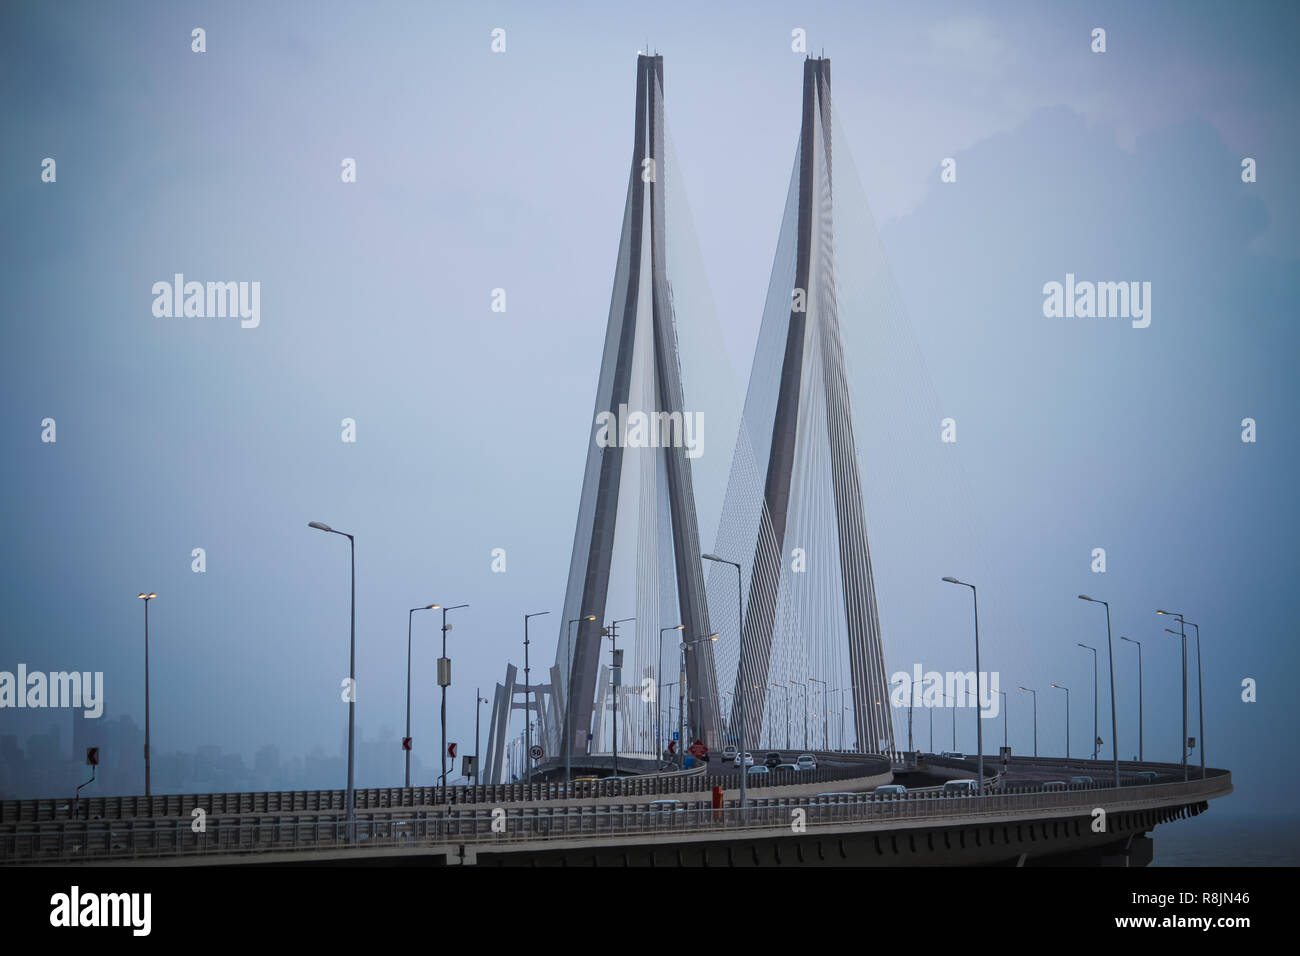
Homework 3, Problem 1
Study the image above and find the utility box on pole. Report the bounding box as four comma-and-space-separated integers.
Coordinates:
437, 658, 451, 687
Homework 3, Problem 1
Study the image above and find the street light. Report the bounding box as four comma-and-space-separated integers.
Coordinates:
405, 603, 440, 787
1079, 595, 1120, 788
308, 520, 357, 840
770, 683, 790, 749
1018, 687, 1037, 757
703, 552, 747, 809
942, 577, 984, 794
1183, 620, 1205, 779
1120, 636, 1143, 761
679, 632, 718, 769
1050, 684, 1070, 758
1077, 642, 1099, 760
658, 625, 684, 756
438, 603, 469, 786
809, 677, 827, 750
136, 592, 156, 797
605, 617, 635, 775
997, 689, 1008, 750
1159, 610, 1190, 781
523, 611, 550, 784
791, 680, 808, 749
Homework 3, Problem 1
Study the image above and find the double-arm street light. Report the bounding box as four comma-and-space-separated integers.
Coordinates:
1079, 595, 1120, 788
702, 552, 748, 808
136, 592, 156, 797
405, 603, 440, 787
438, 603, 469, 786
770, 683, 790, 749
523, 611, 550, 784
307, 521, 356, 840
1050, 683, 1070, 758
997, 689, 1008, 750
791, 680, 808, 749
1018, 686, 1038, 757
942, 577, 984, 794
1158, 609, 1195, 781
1120, 635, 1143, 761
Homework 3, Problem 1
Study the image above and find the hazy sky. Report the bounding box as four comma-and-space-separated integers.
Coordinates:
1, 1, 1296, 810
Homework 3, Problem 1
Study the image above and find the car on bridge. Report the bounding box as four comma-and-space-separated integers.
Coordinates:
764, 751, 783, 768
643, 799, 686, 825
1136, 771, 1158, 781
941, 779, 978, 795
873, 784, 908, 797
938, 751, 964, 759
733, 751, 755, 768
797, 754, 818, 771
747, 765, 770, 776
1042, 780, 1067, 791
773, 763, 801, 773
1070, 776, 1094, 786
721, 745, 738, 764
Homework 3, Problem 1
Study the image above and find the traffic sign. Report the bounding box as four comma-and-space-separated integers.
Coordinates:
529, 744, 543, 760
688, 740, 708, 759
448, 742, 458, 758
402, 737, 412, 751
672, 731, 680, 741
667, 741, 677, 755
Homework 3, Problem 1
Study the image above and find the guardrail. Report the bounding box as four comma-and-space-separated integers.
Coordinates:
0, 752, 888, 823
0, 766, 1230, 864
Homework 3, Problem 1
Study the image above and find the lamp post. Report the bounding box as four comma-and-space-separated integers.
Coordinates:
945, 693, 956, 751
1184, 620, 1204, 779
1077, 642, 1098, 760
136, 592, 156, 797
1079, 595, 1120, 788
405, 604, 440, 787
1120, 635, 1143, 761
475, 690, 489, 784
564, 615, 596, 785
942, 577, 984, 794
770, 683, 790, 749
1050, 684, 1070, 758
438, 603, 469, 786
605, 617, 634, 775
1019, 687, 1037, 757
809, 677, 827, 750
523, 611, 549, 784
308, 521, 357, 840
658, 624, 683, 757
998, 689, 1008, 750
702, 553, 747, 808
791, 680, 808, 749
1159, 610, 1190, 782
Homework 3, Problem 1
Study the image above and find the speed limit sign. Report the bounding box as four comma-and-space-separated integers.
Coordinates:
529, 744, 543, 760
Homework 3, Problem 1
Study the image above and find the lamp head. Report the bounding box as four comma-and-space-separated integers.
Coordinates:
308, 521, 332, 532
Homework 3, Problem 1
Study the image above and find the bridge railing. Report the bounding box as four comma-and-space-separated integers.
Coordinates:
0, 752, 887, 823
0, 766, 1230, 864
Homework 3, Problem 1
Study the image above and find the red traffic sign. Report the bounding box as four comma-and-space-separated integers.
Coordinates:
401, 737, 412, 751
528, 744, 543, 760
667, 741, 677, 755
688, 740, 708, 759
448, 742, 458, 758
85, 747, 99, 767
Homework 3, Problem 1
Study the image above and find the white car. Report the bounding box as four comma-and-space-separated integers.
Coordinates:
796, 754, 817, 771
733, 751, 755, 768
747, 765, 770, 775
721, 745, 738, 764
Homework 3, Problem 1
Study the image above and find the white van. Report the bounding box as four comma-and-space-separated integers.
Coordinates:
941, 779, 978, 795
